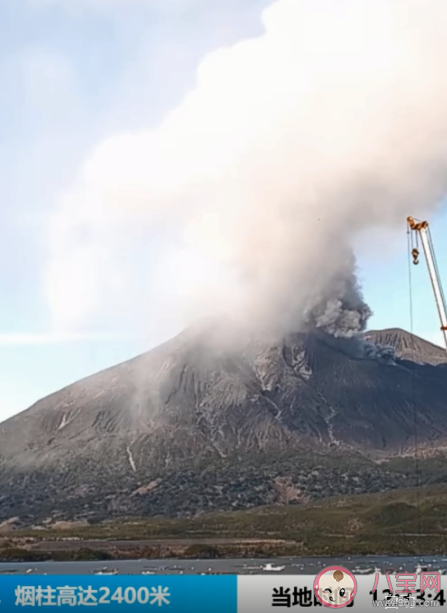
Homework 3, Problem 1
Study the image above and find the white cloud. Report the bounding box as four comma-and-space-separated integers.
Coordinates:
45, 0, 447, 338
0, 333, 121, 345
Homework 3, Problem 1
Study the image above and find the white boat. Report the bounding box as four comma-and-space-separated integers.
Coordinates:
93, 567, 118, 575
354, 567, 374, 575
262, 563, 286, 572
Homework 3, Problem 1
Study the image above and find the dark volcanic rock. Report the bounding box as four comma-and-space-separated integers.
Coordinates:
0, 325, 446, 523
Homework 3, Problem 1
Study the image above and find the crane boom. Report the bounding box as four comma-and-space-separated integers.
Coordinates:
407, 216, 447, 354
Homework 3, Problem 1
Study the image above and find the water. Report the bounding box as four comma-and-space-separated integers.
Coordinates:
1, 556, 446, 575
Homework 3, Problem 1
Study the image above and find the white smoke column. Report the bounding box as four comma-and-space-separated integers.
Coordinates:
46, 0, 447, 339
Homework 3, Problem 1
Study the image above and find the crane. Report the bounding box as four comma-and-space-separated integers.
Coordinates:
407, 216, 447, 354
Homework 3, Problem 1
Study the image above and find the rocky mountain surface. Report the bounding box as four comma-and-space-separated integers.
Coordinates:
0, 325, 446, 524
364, 328, 447, 365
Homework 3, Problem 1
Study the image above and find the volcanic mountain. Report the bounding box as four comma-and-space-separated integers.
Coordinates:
0, 325, 446, 524
364, 328, 447, 365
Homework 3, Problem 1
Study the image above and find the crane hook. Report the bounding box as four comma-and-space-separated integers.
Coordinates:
412, 248, 419, 265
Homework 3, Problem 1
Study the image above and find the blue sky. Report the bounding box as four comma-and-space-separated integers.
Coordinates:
1, 0, 446, 422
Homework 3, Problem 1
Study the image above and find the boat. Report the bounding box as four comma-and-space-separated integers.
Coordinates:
93, 567, 118, 575
262, 563, 286, 572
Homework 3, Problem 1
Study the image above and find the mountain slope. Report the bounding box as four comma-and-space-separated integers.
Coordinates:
364, 328, 447, 365
0, 326, 446, 523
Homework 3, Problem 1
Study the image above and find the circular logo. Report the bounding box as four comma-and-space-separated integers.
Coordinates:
313, 566, 357, 608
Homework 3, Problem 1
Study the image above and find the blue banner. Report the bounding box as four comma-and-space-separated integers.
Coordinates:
0, 576, 237, 612
1, 573, 446, 611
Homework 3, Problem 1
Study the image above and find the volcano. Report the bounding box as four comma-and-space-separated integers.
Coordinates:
0, 326, 446, 523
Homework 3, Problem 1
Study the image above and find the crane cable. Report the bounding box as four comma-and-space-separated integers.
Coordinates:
407, 223, 422, 536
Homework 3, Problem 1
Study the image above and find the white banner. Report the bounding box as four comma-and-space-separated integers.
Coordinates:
238, 573, 446, 611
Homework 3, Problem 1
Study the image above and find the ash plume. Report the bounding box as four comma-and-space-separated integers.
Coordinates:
301, 250, 372, 338
310, 297, 372, 339
363, 342, 396, 363
46, 0, 447, 342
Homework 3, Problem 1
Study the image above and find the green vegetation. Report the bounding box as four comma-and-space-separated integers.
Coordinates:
0, 547, 113, 563
2, 481, 447, 561
0, 451, 419, 524
387, 455, 447, 484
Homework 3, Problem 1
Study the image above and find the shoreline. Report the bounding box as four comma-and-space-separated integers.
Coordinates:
2, 536, 447, 563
